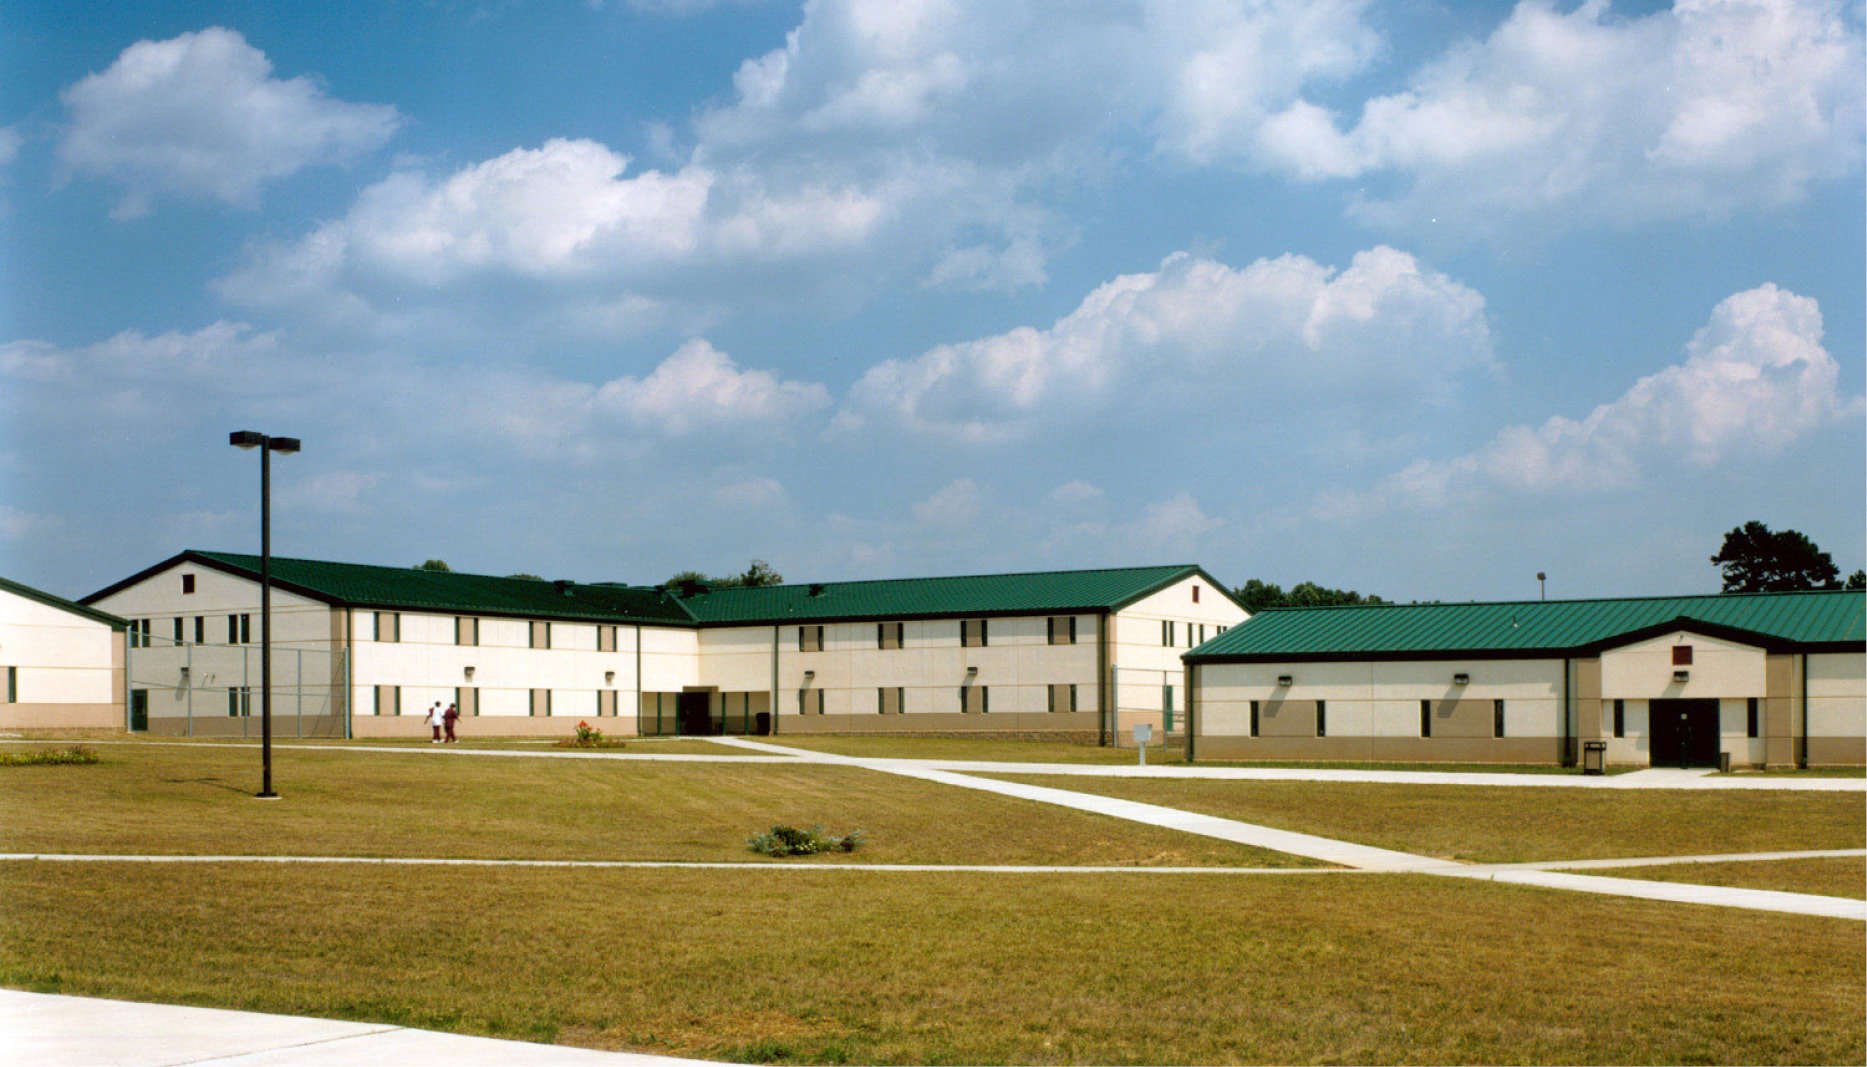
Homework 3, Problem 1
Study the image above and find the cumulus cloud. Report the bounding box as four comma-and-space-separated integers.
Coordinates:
842, 246, 1493, 441
57, 27, 400, 217
1253, 0, 1864, 229
0, 321, 314, 423
1317, 284, 1862, 518
0, 126, 21, 168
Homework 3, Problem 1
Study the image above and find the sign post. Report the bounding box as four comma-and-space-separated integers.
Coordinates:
1134, 721, 1152, 765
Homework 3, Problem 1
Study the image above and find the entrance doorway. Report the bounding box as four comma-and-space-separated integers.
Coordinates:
675, 691, 712, 736
1649, 698, 1721, 767
129, 689, 148, 732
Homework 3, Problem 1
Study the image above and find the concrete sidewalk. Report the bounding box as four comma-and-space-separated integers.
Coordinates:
0, 989, 716, 1067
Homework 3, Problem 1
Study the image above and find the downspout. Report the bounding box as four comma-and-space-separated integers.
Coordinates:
1561, 657, 1572, 768
770, 625, 780, 737
122, 627, 132, 731
635, 624, 643, 736
1097, 610, 1111, 747
1799, 652, 1809, 769
1185, 661, 1198, 763
343, 608, 354, 740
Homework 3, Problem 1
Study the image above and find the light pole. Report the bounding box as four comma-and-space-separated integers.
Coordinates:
230, 430, 300, 799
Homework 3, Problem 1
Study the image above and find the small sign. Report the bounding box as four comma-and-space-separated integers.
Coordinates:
1133, 723, 1152, 745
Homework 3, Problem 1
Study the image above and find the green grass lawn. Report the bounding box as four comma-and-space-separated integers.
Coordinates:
756, 735, 1619, 772
1576, 856, 1867, 900
1, 861, 1858, 1066
983, 774, 1866, 864
0, 743, 1293, 868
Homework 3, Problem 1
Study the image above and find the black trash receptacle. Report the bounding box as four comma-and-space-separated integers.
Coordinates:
755, 711, 772, 736
1582, 740, 1607, 775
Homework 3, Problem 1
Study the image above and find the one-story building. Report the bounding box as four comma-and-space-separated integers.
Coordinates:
84, 551, 1247, 739
1183, 590, 1866, 768
0, 575, 127, 731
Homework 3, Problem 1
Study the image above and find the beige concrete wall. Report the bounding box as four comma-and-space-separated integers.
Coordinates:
349, 715, 640, 739
1198, 734, 1562, 763
781, 711, 1099, 736
1, 587, 122, 724
1807, 651, 1865, 766
91, 561, 332, 649
1108, 577, 1247, 729
1600, 631, 1766, 700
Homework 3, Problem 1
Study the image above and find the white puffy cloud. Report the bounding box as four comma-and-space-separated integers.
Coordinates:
56, 27, 400, 218
596, 339, 833, 436
1253, 0, 1864, 229
842, 246, 1493, 441
1317, 284, 1862, 518
0, 126, 21, 168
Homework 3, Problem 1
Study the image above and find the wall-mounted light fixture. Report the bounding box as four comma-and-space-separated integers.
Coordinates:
1452, 672, 1470, 686
604, 670, 615, 686
464, 665, 476, 680
1672, 670, 1689, 684
1276, 674, 1293, 687
803, 669, 815, 680
966, 666, 979, 676
179, 666, 191, 685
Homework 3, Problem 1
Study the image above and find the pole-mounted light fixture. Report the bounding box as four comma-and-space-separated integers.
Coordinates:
230, 430, 301, 800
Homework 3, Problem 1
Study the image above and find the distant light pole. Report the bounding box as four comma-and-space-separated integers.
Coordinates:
230, 430, 300, 799
1537, 572, 1547, 601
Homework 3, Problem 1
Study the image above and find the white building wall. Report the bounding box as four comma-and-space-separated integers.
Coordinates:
1111, 576, 1247, 729
1808, 651, 1866, 739
0, 587, 122, 727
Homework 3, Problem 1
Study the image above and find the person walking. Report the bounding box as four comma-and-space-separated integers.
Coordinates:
426, 701, 445, 743
443, 702, 459, 743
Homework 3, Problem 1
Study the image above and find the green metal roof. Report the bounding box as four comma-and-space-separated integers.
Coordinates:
1, 574, 128, 629
1187, 589, 1866, 662
675, 564, 1228, 624
88, 552, 695, 626
87, 553, 1233, 628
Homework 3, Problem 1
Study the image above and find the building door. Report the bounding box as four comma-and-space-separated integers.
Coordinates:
676, 691, 712, 736
129, 689, 148, 732
1649, 698, 1721, 767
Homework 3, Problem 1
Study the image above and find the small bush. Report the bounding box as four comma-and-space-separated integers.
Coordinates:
0, 746, 99, 766
747, 824, 864, 857
554, 721, 626, 749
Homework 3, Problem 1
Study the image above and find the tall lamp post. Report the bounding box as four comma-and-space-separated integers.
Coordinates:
230, 431, 300, 799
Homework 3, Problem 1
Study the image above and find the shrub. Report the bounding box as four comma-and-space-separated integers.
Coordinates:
0, 746, 99, 766
553, 721, 625, 749
746, 824, 864, 857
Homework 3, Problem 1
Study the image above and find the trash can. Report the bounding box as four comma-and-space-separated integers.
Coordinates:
1582, 740, 1607, 775
754, 711, 772, 737
1717, 751, 1732, 773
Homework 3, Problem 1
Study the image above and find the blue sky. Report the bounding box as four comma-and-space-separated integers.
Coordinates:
3, 0, 1862, 603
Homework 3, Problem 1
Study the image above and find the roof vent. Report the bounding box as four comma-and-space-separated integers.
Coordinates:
807, 583, 826, 597
675, 578, 709, 598
553, 580, 573, 596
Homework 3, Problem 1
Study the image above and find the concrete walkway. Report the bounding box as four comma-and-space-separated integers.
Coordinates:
0, 989, 713, 1066
708, 737, 1867, 919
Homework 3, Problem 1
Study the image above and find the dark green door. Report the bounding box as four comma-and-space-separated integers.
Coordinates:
129, 689, 148, 732
1650, 698, 1720, 768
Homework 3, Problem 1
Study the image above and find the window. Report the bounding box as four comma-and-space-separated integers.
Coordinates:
598, 624, 616, 653
531, 688, 551, 717
879, 686, 904, 714
132, 618, 152, 648
530, 621, 550, 649
181, 573, 195, 594
1161, 620, 1175, 647
798, 688, 823, 715
1672, 645, 1693, 666
1316, 699, 1327, 737
961, 684, 988, 713
194, 616, 205, 644
375, 685, 401, 717
799, 625, 824, 652
1493, 699, 1506, 739
1163, 684, 1175, 732
1420, 699, 1433, 738
373, 612, 399, 643
1747, 697, 1760, 739
1192, 584, 1200, 604
4, 666, 16, 703
1612, 699, 1625, 739
1249, 699, 1259, 737
962, 619, 988, 648
1196, 624, 1206, 645
1049, 683, 1077, 713
228, 686, 251, 717
456, 617, 478, 646
172, 618, 184, 645
1047, 616, 1077, 645
877, 622, 903, 650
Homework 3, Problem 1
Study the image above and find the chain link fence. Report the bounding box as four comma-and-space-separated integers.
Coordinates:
127, 633, 347, 738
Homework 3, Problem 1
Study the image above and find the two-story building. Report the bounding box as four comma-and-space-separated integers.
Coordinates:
84, 552, 1247, 739
0, 576, 128, 731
